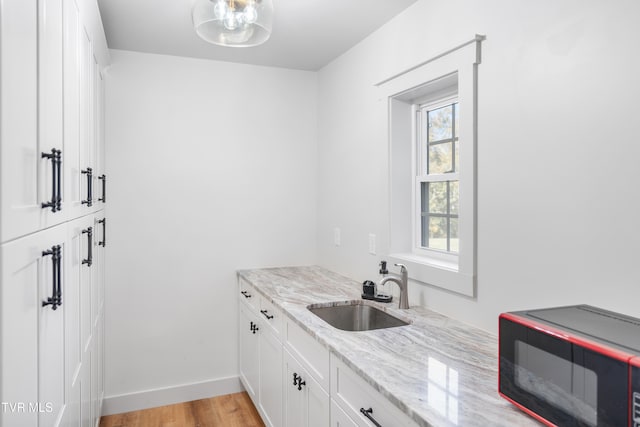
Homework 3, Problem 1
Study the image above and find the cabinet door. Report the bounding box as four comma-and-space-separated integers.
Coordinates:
64, 216, 93, 427
1, 223, 67, 427
239, 304, 260, 402
284, 349, 329, 427
259, 327, 283, 427
330, 399, 358, 427
0, 0, 40, 242
91, 214, 105, 329
284, 349, 306, 427
63, 0, 83, 220
39, 0, 66, 230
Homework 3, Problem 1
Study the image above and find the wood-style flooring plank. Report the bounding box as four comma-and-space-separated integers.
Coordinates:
99, 392, 264, 427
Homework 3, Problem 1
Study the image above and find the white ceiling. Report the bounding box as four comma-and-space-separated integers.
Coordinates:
97, 0, 419, 71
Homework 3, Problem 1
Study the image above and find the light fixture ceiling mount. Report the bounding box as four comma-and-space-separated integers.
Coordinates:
192, 0, 274, 48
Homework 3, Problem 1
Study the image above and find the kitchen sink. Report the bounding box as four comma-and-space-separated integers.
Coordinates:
307, 301, 410, 331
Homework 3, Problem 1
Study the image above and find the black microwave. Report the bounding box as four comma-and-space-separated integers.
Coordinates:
499, 305, 640, 427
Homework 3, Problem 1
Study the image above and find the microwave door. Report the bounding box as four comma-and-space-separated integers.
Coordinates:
499, 314, 629, 427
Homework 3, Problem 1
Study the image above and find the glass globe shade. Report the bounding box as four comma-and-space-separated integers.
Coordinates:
193, 0, 273, 47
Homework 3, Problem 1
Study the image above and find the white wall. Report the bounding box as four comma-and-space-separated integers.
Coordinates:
105, 50, 317, 402
317, 0, 640, 332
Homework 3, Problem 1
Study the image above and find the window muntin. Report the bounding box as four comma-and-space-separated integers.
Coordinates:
417, 100, 459, 255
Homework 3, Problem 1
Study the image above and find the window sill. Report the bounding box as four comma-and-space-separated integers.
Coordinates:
389, 252, 475, 297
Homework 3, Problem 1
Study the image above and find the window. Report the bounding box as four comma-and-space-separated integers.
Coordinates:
417, 99, 459, 256
377, 35, 483, 297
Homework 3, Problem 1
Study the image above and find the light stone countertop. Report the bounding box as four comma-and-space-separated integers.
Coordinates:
237, 266, 541, 427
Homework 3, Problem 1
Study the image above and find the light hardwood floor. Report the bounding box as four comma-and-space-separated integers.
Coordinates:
99, 392, 265, 427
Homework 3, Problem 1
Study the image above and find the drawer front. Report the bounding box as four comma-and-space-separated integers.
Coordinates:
259, 296, 283, 340
285, 319, 330, 391
331, 354, 418, 427
239, 277, 258, 309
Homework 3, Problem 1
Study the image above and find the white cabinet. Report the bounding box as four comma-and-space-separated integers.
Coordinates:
258, 322, 283, 427
1, 0, 108, 424
238, 283, 283, 427
1, 223, 68, 427
0, 0, 107, 244
283, 349, 330, 427
239, 303, 260, 402
0, 0, 62, 243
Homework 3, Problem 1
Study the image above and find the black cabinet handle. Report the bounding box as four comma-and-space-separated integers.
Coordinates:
293, 373, 305, 390
41, 148, 62, 212
360, 408, 382, 427
250, 322, 259, 334
82, 227, 93, 267
260, 309, 274, 320
240, 291, 252, 298
97, 218, 106, 247
42, 245, 62, 310
98, 174, 106, 203
81, 167, 93, 207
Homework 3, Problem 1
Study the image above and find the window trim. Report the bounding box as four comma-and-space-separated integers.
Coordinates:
378, 36, 483, 297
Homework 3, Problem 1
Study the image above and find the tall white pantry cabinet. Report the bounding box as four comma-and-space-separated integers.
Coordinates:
0, 0, 109, 426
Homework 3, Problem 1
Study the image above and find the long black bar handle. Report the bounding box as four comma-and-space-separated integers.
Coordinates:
42, 245, 62, 310
55, 150, 62, 211
360, 408, 382, 427
260, 309, 274, 320
55, 245, 62, 307
81, 167, 93, 207
240, 291, 252, 298
41, 148, 62, 212
98, 218, 106, 247
82, 227, 93, 267
98, 174, 106, 203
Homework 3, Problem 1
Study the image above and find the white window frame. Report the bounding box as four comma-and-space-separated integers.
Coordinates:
377, 36, 483, 297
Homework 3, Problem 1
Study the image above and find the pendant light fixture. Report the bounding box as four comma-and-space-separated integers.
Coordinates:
192, 0, 274, 47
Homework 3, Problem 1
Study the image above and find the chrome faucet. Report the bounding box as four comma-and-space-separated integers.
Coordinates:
379, 263, 409, 309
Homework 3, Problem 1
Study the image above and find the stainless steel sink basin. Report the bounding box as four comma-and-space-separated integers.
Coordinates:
307, 302, 410, 331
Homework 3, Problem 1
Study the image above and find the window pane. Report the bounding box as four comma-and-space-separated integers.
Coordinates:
428, 142, 453, 174
427, 182, 448, 214
426, 217, 447, 251
428, 105, 453, 142
450, 218, 459, 253
450, 181, 459, 215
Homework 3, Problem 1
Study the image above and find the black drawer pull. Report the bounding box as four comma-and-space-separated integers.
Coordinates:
97, 218, 106, 247
250, 322, 259, 334
240, 291, 252, 298
292, 373, 306, 390
360, 408, 382, 427
41, 148, 62, 212
82, 227, 93, 267
42, 245, 62, 310
260, 309, 274, 320
98, 174, 106, 203
81, 167, 93, 206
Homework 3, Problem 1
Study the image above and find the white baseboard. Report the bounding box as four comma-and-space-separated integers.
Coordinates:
101, 376, 244, 416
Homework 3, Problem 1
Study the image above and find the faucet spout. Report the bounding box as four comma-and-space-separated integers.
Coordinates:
378, 263, 409, 309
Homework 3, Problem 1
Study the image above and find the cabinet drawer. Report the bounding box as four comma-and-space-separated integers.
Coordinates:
285, 319, 330, 391
259, 296, 283, 340
239, 277, 258, 309
331, 354, 418, 427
